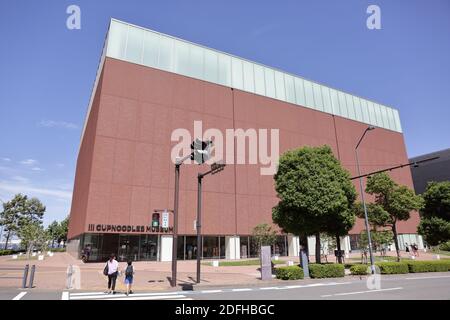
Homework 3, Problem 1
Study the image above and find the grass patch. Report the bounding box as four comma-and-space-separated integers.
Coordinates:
430, 250, 450, 256
9, 255, 39, 261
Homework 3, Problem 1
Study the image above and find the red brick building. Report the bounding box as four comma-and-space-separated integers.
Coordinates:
67, 19, 422, 262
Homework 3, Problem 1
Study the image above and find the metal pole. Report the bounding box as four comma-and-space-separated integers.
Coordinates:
171, 164, 180, 287
196, 174, 203, 283
355, 147, 375, 274
0, 198, 4, 246
28, 265, 36, 288
22, 264, 29, 289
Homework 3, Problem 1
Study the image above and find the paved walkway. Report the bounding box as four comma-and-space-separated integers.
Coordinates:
0, 250, 444, 291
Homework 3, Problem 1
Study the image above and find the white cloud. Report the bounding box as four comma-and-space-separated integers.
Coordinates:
2, 158, 11, 162
11, 176, 30, 184
31, 167, 44, 172
38, 120, 79, 130
56, 163, 65, 168
0, 182, 72, 200
20, 159, 38, 166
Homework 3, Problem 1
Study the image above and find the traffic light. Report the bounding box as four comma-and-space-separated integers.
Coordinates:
152, 212, 160, 228
190, 138, 212, 164
211, 162, 226, 174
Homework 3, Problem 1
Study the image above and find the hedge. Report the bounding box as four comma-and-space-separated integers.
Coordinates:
349, 264, 370, 275
406, 260, 450, 273
275, 266, 304, 280
49, 248, 66, 253
309, 263, 345, 278
375, 262, 409, 274
0, 250, 15, 256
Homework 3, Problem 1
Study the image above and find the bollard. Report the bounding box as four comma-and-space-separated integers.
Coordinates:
66, 265, 73, 289
28, 265, 36, 288
22, 264, 29, 289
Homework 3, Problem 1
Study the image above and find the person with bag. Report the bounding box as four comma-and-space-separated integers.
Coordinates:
124, 260, 134, 296
104, 254, 119, 294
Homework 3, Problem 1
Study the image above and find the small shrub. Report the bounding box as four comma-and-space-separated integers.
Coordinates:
275, 266, 304, 280
309, 263, 345, 278
376, 262, 409, 274
439, 241, 450, 252
50, 248, 66, 253
406, 260, 450, 273
349, 264, 370, 275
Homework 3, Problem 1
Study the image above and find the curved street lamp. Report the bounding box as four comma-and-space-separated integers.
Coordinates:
355, 126, 376, 274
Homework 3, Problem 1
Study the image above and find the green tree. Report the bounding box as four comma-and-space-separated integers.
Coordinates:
272, 145, 357, 264
47, 221, 59, 248
418, 181, 450, 247
252, 223, 277, 255
372, 230, 394, 253
20, 197, 45, 226
0, 194, 27, 249
364, 172, 423, 261
18, 221, 50, 258
57, 216, 69, 246
0, 194, 46, 250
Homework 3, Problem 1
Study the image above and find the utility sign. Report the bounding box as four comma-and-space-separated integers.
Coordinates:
162, 211, 169, 228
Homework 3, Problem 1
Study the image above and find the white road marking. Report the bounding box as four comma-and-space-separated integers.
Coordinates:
70, 291, 184, 300
61, 292, 69, 300
260, 287, 279, 290
70, 291, 108, 296
321, 287, 403, 297
231, 288, 252, 292
101, 294, 188, 301
12, 292, 27, 300
200, 289, 223, 293
405, 275, 450, 280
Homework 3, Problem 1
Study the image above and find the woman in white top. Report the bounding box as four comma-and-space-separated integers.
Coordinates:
106, 254, 119, 294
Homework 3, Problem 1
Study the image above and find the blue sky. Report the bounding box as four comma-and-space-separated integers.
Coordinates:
0, 0, 449, 226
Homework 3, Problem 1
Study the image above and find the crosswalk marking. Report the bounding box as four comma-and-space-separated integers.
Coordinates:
66, 280, 355, 300
12, 292, 27, 300
68, 291, 192, 300
101, 295, 189, 301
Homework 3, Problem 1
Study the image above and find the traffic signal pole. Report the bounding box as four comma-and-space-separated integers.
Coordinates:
196, 174, 203, 283
172, 139, 216, 287
196, 162, 225, 284
171, 162, 180, 287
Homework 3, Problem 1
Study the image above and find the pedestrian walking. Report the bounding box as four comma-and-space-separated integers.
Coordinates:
412, 243, 419, 257
405, 242, 410, 255
104, 254, 119, 294
124, 260, 134, 296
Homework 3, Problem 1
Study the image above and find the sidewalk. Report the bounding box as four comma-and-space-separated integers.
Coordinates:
0, 250, 444, 291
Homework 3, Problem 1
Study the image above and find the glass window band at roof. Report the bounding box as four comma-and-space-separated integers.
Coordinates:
105, 19, 402, 133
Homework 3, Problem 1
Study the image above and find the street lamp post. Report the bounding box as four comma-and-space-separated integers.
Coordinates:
355, 126, 376, 274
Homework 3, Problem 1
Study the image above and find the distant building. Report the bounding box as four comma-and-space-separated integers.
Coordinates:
410, 148, 450, 194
